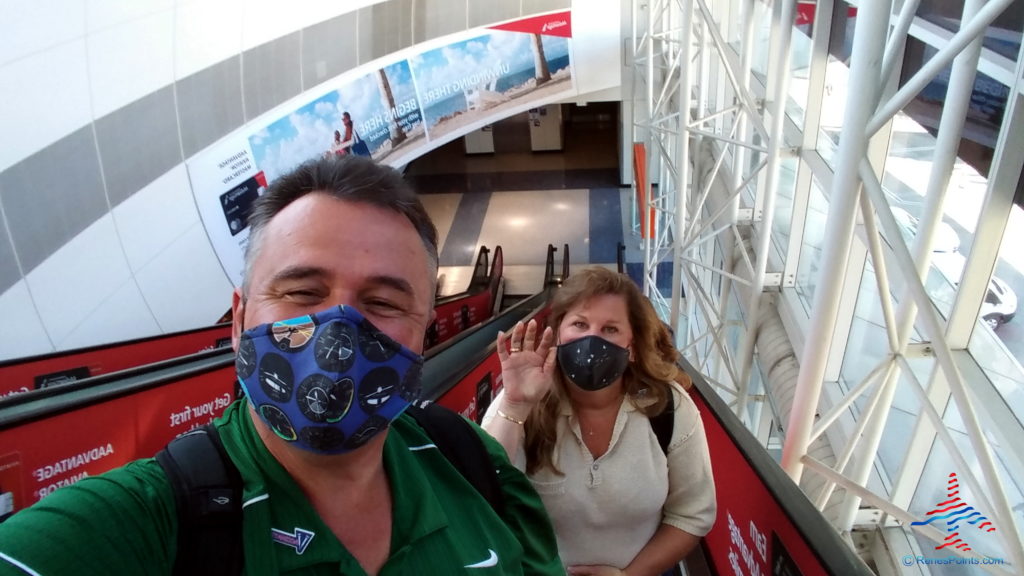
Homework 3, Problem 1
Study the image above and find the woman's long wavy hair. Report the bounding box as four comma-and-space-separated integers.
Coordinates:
523, 266, 679, 474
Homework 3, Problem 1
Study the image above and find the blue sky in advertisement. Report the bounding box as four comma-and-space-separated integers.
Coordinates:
410, 31, 571, 130
249, 61, 422, 183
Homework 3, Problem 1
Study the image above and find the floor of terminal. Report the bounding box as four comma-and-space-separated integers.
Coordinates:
407, 103, 635, 296
406, 102, 622, 193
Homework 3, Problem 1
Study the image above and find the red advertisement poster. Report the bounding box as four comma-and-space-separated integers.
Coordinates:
0, 395, 137, 513
134, 368, 236, 457
695, 392, 820, 575
435, 352, 502, 421
489, 10, 572, 38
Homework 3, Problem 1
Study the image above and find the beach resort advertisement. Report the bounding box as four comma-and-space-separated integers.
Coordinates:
187, 10, 575, 287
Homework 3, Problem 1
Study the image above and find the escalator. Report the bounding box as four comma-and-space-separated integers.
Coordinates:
0, 323, 232, 400
426, 245, 504, 349
0, 244, 503, 401
0, 243, 561, 521
0, 240, 872, 575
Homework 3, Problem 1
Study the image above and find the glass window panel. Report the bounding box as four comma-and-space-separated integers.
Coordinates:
751, 1, 772, 82
918, 0, 1023, 60
817, 2, 857, 167
970, 175, 1024, 406
786, 25, 813, 124
771, 156, 798, 258
968, 325, 1024, 420
796, 178, 827, 314
900, 37, 1009, 179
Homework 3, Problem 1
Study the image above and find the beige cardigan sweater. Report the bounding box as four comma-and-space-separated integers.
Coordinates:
483, 382, 717, 569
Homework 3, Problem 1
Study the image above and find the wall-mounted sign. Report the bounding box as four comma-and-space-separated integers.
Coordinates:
188, 11, 575, 287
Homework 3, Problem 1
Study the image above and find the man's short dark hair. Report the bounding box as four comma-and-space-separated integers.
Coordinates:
242, 156, 439, 293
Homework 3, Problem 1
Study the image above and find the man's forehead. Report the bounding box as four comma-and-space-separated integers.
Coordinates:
254, 195, 431, 282
266, 194, 414, 235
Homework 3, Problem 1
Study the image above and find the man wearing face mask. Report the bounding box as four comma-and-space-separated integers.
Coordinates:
482, 266, 716, 576
0, 156, 563, 576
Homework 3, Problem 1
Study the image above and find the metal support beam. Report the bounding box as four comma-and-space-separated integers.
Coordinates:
782, 0, 891, 482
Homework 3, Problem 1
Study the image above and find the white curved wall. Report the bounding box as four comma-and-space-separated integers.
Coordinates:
0, 0, 628, 361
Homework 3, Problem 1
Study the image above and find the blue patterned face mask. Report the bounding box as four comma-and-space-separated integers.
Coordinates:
235, 306, 423, 454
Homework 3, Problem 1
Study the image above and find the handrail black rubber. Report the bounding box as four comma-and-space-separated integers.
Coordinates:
0, 350, 235, 431
561, 243, 570, 282
0, 346, 232, 413
0, 323, 231, 368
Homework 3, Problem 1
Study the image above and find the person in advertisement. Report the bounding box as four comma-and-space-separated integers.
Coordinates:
327, 129, 348, 157
482, 267, 717, 576
341, 111, 372, 157
0, 156, 563, 576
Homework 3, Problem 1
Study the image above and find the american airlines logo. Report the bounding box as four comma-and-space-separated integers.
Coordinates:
911, 472, 996, 552
541, 20, 567, 32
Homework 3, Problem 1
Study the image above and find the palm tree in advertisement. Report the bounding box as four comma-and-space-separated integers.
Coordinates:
531, 34, 551, 86
376, 70, 407, 146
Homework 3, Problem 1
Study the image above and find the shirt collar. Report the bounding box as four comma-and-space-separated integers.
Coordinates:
218, 402, 449, 573
557, 392, 641, 416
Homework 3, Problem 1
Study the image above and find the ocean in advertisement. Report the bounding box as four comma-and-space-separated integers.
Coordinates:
494, 55, 570, 92
423, 93, 470, 127
421, 55, 571, 128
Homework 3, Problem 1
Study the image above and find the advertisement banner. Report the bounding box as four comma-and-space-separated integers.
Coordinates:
435, 352, 501, 421
188, 11, 575, 287
411, 24, 573, 145
0, 365, 236, 521
696, 392, 820, 576
426, 290, 493, 349
0, 395, 137, 512
0, 324, 232, 400
134, 374, 237, 457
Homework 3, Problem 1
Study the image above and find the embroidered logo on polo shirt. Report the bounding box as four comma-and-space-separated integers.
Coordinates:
271, 527, 315, 554
464, 549, 499, 568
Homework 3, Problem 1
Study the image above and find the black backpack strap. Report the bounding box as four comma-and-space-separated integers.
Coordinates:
405, 403, 506, 516
650, 394, 675, 456
155, 424, 244, 576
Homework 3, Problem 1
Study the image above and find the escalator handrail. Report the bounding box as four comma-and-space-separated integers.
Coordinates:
0, 350, 235, 431
543, 244, 556, 286
0, 289, 553, 432
0, 346, 233, 413
422, 289, 552, 401
561, 243, 570, 281
0, 322, 231, 369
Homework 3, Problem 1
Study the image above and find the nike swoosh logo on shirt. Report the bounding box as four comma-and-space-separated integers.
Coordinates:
464, 549, 499, 568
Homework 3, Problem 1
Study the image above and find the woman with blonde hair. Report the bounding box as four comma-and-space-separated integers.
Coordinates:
483, 266, 716, 576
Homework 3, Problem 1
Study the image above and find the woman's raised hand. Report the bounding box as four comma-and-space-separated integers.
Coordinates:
496, 319, 557, 413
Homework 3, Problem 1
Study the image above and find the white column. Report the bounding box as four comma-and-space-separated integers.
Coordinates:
735, 0, 796, 421
781, 0, 892, 481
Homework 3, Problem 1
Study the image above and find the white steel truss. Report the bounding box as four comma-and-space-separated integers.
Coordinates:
630, 0, 1024, 571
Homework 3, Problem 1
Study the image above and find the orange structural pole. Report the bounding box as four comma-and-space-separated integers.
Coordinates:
632, 143, 655, 239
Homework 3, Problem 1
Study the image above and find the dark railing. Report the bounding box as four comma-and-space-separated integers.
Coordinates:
0, 323, 232, 400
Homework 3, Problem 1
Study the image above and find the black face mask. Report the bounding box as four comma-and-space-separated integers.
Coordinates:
557, 335, 630, 391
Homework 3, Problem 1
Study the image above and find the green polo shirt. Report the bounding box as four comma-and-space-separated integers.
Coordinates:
0, 400, 563, 575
